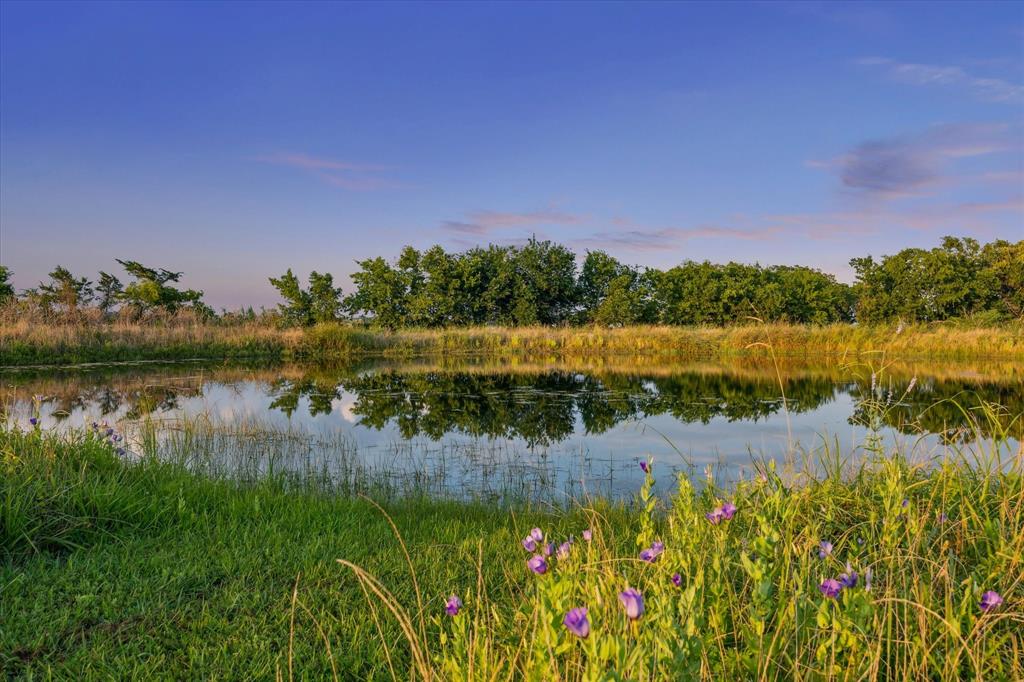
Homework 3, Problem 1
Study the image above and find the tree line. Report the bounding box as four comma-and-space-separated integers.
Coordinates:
0, 260, 213, 319
2, 235, 1020, 326
270, 235, 1021, 327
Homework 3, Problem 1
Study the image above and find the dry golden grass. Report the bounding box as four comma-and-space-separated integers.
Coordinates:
2, 315, 1022, 366
362, 322, 1024, 360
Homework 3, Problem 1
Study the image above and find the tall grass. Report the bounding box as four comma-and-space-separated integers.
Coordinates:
0, 314, 300, 365
337, 405, 1023, 680
3, 318, 1023, 366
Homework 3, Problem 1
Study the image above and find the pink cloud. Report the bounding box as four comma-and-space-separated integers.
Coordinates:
857, 57, 1024, 103
440, 207, 586, 234
573, 224, 782, 251
253, 151, 400, 191
253, 152, 387, 172
320, 174, 405, 191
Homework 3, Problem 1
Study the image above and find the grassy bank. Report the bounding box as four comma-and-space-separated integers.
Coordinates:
3, 319, 1023, 366
2, 417, 1021, 679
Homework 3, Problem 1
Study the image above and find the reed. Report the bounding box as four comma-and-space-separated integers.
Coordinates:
3, 318, 1023, 366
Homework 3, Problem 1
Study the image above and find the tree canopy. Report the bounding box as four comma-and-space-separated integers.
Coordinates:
850, 237, 1022, 323
5, 235, 1020, 327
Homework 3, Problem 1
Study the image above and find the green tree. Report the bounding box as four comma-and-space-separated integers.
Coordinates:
96, 271, 123, 314
346, 257, 413, 328
407, 246, 469, 327
37, 266, 93, 314
308, 271, 344, 324
268, 270, 342, 326
269, 269, 313, 326
576, 251, 661, 327
979, 239, 1024, 320
578, 250, 630, 321
850, 236, 994, 323
591, 270, 660, 326
464, 245, 518, 325
768, 266, 855, 324
508, 237, 578, 325
116, 260, 206, 313
0, 266, 13, 304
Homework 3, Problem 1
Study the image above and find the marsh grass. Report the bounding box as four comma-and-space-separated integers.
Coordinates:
129, 412, 593, 503
0, 313, 301, 365
3, 317, 1023, 366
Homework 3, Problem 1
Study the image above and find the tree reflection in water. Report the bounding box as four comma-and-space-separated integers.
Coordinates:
3, 359, 1021, 446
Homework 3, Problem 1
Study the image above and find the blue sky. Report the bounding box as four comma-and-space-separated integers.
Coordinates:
1, 1, 1021, 309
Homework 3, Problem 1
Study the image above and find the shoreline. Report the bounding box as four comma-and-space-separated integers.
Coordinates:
3, 321, 1023, 367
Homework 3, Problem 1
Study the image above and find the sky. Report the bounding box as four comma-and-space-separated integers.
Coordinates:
1, 1, 1022, 309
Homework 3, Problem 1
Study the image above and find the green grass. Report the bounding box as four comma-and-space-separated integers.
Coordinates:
3, 319, 1023, 366
1, 411, 1022, 680
0, 426, 620, 679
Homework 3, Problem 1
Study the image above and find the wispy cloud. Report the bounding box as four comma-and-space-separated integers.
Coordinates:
573, 224, 781, 252
761, 196, 1024, 241
809, 123, 1019, 199
253, 152, 399, 191
253, 152, 387, 172
857, 57, 1024, 103
321, 174, 404, 191
440, 208, 585, 235
441, 221, 489, 235
778, 2, 895, 34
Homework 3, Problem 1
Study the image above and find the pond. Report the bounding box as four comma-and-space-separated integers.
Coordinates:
3, 356, 1022, 500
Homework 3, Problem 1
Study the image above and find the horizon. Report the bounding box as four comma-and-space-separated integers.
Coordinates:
2, 1, 1022, 309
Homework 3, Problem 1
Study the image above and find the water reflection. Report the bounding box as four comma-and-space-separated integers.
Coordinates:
4, 359, 1022, 447
275, 371, 838, 446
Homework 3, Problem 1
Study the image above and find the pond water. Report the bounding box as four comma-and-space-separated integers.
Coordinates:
3, 356, 1022, 500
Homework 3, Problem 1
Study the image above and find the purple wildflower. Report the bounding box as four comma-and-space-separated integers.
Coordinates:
543, 542, 554, 557
819, 579, 843, 599
527, 554, 548, 575
522, 536, 537, 552
902, 498, 909, 509
530, 528, 544, 542
29, 417, 39, 426
705, 508, 724, 525
980, 591, 1003, 612
105, 428, 114, 437
116, 448, 126, 456
618, 588, 644, 620
937, 512, 949, 523
557, 542, 571, 560
445, 595, 462, 616
640, 541, 664, 563
839, 563, 858, 588
720, 502, 737, 520
640, 460, 649, 474
818, 541, 833, 560
562, 607, 590, 638
582, 529, 592, 542
671, 573, 682, 587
